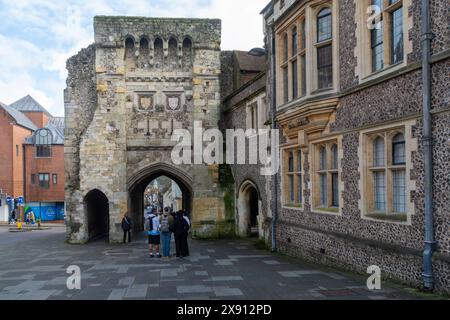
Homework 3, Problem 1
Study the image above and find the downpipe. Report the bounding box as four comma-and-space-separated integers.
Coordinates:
270, 24, 278, 253
421, 0, 437, 291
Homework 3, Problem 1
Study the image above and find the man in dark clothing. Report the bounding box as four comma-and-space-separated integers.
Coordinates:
182, 210, 190, 257
173, 211, 189, 258
121, 212, 132, 244
10, 209, 16, 224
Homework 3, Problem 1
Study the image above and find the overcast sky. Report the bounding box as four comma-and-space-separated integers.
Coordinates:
0, 0, 268, 116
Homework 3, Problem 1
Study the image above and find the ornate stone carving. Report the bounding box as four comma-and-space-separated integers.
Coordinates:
166, 95, 181, 111
138, 94, 154, 111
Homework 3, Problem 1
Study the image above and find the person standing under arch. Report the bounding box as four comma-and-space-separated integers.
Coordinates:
146, 209, 161, 258
160, 208, 174, 259
121, 212, 132, 244
182, 210, 191, 257
174, 211, 190, 258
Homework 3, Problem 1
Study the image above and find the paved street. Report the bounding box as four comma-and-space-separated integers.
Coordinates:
0, 227, 439, 300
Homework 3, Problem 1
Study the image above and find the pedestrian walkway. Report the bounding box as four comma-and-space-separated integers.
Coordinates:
0, 229, 441, 300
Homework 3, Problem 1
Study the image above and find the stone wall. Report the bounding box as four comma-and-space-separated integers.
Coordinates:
65, 17, 227, 243
221, 72, 272, 241
269, 0, 450, 294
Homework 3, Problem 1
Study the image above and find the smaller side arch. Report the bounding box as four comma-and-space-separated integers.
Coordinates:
84, 189, 110, 242
237, 180, 261, 237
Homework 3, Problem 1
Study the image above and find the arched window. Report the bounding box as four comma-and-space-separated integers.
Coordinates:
319, 146, 327, 170
317, 8, 333, 89
182, 37, 193, 68
125, 37, 135, 59
288, 151, 295, 203
36, 129, 52, 157
372, 136, 386, 211
168, 37, 178, 65
139, 37, 149, 68
140, 37, 149, 50
283, 33, 288, 62
331, 144, 338, 169
292, 26, 298, 56
373, 137, 385, 167
154, 37, 164, 67
392, 133, 405, 165
317, 8, 332, 42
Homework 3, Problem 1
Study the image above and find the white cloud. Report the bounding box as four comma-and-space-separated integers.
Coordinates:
0, 0, 268, 117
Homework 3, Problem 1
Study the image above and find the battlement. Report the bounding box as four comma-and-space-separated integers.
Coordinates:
93, 16, 221, 50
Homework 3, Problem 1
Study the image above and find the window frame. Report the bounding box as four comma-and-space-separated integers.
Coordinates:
362, 126, 411, 223
39, 173, 50, 189
311, 139, 341, 215
35, 129, 53, 158
366, 0, 405, 75
282, 147, 304, 209
314, 5, 334, 91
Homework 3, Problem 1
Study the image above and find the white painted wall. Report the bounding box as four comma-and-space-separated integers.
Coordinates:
0, 194, 9, 222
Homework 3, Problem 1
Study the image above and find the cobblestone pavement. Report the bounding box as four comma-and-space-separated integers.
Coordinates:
0, 228, 436, 300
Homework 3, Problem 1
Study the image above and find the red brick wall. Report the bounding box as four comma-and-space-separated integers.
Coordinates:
23, 112, 49, 128
24, 144, 65, 202
0, 109, 13, 195
12, 125, 32, 197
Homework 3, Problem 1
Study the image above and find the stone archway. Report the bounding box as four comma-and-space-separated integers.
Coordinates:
128, 163, 193, 233
84, 189, 110, 242
237, 180, 262, 238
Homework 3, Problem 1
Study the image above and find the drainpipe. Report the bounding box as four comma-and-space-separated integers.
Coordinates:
421, 0, 436, 291
270, 24, 278, 253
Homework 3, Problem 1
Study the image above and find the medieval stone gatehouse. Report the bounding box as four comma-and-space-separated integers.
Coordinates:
64, 17, 229, 243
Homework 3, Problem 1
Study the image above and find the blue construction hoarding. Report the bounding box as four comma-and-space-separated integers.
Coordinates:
26, 202, 65, 221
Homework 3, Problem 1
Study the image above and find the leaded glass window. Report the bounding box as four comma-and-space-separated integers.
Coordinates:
373, 137, 385, 167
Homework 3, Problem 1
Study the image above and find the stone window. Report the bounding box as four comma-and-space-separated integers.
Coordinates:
154, 37, 164, 68
363, 128, 409, 220
248, 103, 258, 130
367, 0, 405, 73
35, 129, 52, 158
39, 173, 50, 189
52, 174, 58, 185
300, 19, 307, 97
281, 32, 289, 104
316, 7, 333, 89
168, 37, 178, 67
31, 174, 36, 185
125, 36, 136, 69
276, 1, 338, 106
125, 37, 135, 58
312, 140, 340, 213
138, 37, 150, 68
246, 95, 267, 132
182, 37, 193, 69
283, 148, 304, 209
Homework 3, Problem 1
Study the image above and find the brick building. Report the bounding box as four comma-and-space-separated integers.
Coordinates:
248, 0, 450, 294
0, 101, 36, 198
0, 96, 65, 221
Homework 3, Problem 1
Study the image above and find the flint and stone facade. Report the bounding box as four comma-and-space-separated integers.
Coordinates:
261, 0, 449, 294
65, 17, 229, 243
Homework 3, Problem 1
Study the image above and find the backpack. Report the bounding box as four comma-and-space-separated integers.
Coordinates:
145, 215, 154, 232
122, 217, 131, 231
160, 215, 171, 233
